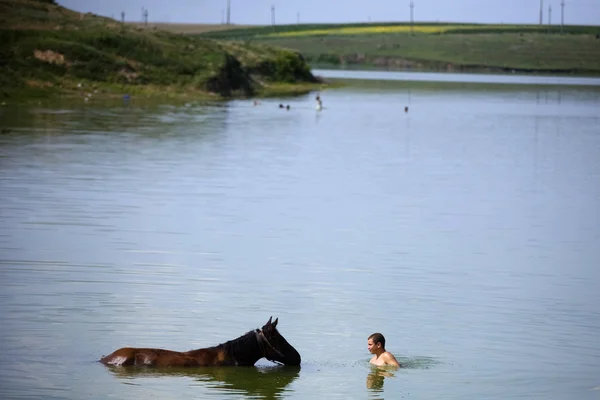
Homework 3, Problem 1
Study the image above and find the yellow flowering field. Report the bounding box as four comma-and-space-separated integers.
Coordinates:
266, 24, 528, 37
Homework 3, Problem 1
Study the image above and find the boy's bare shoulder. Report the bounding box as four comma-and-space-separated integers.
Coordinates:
382, 351, 401, 367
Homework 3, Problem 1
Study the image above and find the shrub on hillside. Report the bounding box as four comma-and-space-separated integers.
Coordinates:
274, 52, 314, 82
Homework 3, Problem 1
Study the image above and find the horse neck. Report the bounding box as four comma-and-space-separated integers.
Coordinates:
191, 330, 263, 366
224, 330, 263, 365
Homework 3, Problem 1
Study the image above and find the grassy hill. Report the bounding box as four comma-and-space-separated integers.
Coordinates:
0, 0, 324, 101
198, 22, 600, 75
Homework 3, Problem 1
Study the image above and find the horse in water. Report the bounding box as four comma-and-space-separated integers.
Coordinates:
99, 317, 301, 367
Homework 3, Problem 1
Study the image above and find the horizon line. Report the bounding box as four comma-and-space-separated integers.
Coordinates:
123, 20, 600, 28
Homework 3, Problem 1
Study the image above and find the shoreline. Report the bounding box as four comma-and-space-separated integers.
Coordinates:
308, 62, 600, 79
1, 80, 330, 105
311, 68, 600, 87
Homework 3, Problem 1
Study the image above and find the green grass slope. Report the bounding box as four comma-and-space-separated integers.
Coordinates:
0, 0, 323, 101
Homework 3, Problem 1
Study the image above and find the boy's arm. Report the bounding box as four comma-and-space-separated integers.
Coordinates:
383, 352, 401, 367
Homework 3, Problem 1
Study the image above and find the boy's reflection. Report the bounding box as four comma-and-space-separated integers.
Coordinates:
366, 367, 396, 391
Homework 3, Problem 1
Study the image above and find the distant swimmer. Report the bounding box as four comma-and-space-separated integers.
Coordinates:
286, 105, 290, 110
279, 104, 285, 109
316, 95, 323, 111
404, 106, 409, 113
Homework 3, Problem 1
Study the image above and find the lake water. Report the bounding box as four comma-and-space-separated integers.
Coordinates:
1, 70, 599, 399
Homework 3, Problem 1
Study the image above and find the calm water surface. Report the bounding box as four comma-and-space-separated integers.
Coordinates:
1, 70, 599, 399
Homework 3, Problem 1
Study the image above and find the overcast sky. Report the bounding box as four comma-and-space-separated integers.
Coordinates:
58, 0, 600, 26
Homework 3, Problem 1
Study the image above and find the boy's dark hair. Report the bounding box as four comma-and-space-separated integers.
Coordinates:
368, 333, 386, 348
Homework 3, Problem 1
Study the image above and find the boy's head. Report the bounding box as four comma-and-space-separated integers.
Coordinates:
367, 333, 386, 353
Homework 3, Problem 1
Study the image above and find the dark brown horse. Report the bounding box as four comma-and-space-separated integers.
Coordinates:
99, 317, 301, 367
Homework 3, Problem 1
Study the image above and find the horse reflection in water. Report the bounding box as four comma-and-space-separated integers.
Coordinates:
107, 364, 301, 399
100, 317, 301, 367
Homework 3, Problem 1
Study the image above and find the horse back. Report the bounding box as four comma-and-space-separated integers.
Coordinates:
100, 347, 198, 367
100, 347, 231, 367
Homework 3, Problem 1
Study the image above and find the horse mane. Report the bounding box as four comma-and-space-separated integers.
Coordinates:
186, 330, 259, 356
218, 330, 259, 356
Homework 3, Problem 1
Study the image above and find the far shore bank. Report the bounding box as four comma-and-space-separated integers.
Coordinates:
197, 23, 600, 77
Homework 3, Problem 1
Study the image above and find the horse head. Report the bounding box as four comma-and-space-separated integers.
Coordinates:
257, 316, 301, 366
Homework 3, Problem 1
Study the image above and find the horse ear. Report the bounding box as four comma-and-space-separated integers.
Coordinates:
266, 316, 272, 326
272, 318, 278, 328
